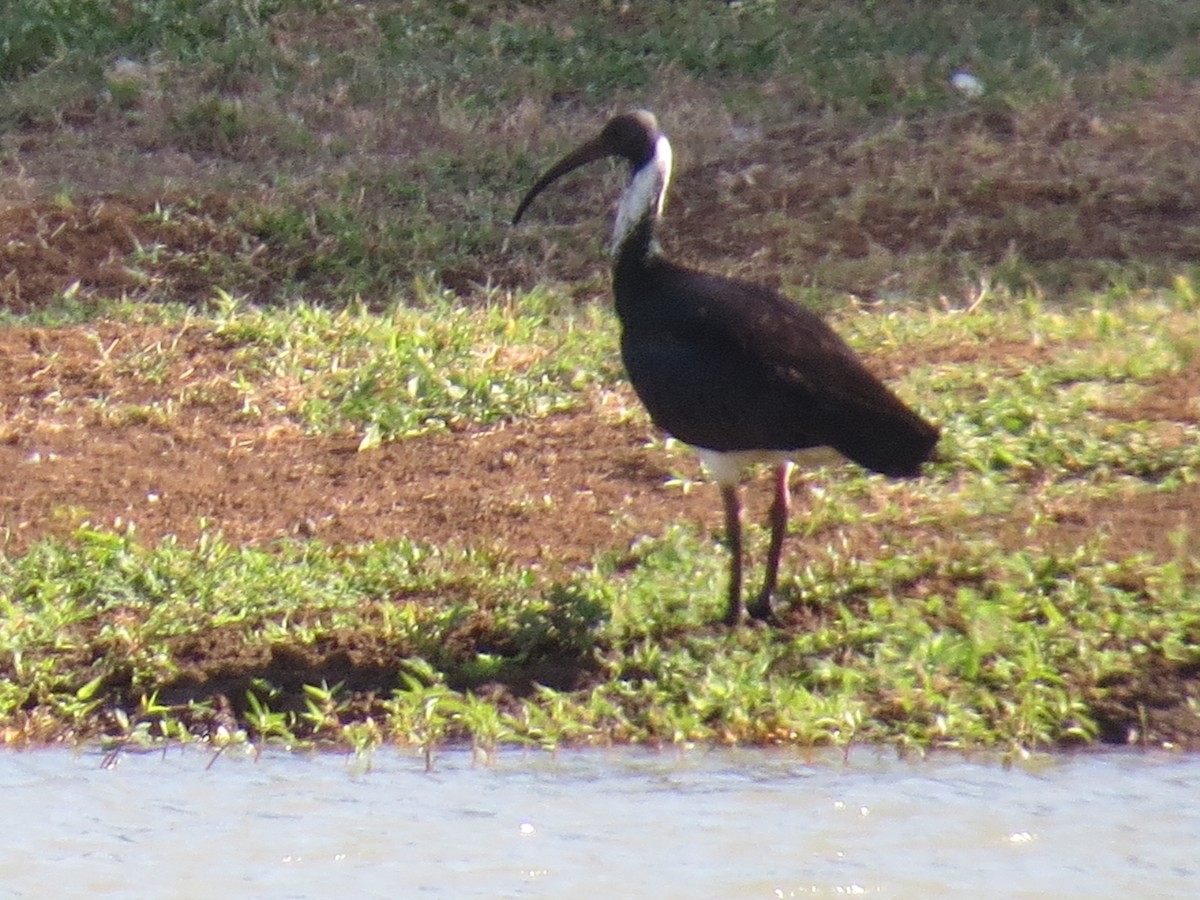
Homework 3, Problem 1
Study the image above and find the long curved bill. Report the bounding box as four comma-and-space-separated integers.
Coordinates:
511, 132, 614, 226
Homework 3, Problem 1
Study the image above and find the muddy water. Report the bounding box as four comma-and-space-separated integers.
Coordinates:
0, 746, 1196, 898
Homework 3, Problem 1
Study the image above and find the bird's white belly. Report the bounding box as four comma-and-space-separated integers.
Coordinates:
693, 446, 843, 486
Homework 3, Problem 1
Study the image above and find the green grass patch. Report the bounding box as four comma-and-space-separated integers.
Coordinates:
1, 0, 295, 83
206, 287, 621, 440
1, 511, 1195, 755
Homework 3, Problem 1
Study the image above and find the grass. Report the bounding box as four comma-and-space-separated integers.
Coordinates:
204, 286, 619, 442
0, 497, 1191, 756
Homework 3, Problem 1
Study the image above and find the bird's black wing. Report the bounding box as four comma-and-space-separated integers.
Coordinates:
616, 259, 938, 476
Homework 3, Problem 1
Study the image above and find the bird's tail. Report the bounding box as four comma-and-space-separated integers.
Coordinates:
833, 407, 940, 478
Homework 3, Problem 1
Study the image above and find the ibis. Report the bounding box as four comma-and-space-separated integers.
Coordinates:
513, 111, 939, 625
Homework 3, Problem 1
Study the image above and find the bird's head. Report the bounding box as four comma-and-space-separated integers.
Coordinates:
512, 110, 670, 230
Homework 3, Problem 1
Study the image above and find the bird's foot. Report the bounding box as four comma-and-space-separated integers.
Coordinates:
723, 594, 779, 628
745, 593, 778, 626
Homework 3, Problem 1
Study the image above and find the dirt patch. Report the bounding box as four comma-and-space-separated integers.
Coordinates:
1091, 662, 1200, 747
1107, 364, 1200, 424
0, 194, 254, 312
0, 400, 691, 567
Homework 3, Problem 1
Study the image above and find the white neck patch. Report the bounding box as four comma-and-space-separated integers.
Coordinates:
612, 134, 672, 253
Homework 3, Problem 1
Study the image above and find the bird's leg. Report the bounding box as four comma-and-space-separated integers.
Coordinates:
720, 483, 745, 625
747, 461, 792, 621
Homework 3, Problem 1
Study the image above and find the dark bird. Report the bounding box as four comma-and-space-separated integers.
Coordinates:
513, 110, 939, 625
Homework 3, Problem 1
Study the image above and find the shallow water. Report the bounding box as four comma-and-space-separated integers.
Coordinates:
0, 745, 1197, 898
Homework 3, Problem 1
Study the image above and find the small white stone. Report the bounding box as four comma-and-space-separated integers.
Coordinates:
951, 71, 985, 98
